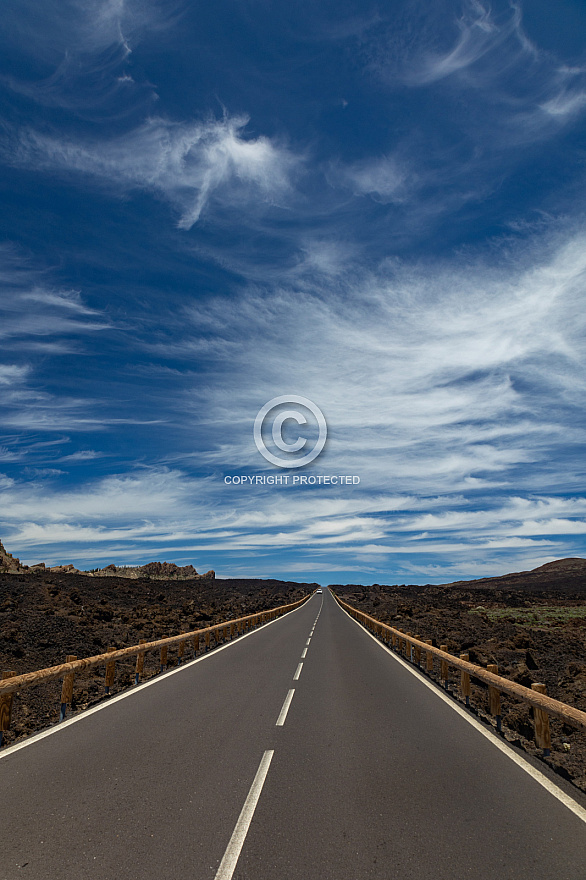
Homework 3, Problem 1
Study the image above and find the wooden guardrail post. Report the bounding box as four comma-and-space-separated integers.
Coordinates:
0, 671, 16, 746
532, 683, 552, 756
177, 637, 185, 665
391, 632, 397, 649
230, 622, 236, 639
59, 655, 77, 721
105, 647, 116, 695
425, 640, 433, 673
205, 629, 211, 650
440, 646, 449, 690
459, 653, 471, 708
135, 639, 146, 684
487, 664, 502, 732
414, 637, 421, 667
193, 633, 199, 656
160, 645, 168, 672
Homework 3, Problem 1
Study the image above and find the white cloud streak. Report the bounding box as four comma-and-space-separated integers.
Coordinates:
1, 0, 180, 118
158, 225, 586, 497
0, 246, 113, 434
9, 115, 300, 228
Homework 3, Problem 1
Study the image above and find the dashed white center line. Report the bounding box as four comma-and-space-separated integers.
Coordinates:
306, 638, 311, 646
301, 648, 307, 659
293, 662, 303, 681
276, 689, 295, 726
214, 750, 274, 880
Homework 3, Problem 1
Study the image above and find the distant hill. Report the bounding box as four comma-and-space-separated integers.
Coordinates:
443, 558, 586, 592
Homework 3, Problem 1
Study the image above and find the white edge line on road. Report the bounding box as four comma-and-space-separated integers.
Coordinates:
293, 663, 303, 681
214, 749, 274, 880
336, 598, 586, 826
0, 596, 317, 761
276, 689, 295, 726
301, 648, 307, 659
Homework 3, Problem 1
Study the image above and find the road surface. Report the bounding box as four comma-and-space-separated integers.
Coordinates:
1, 589, 585, 879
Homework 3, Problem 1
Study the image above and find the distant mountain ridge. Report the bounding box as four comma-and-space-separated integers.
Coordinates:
443, 557, 586, 592
0, 539, 214, 580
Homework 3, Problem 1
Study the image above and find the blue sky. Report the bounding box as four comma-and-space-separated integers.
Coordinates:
1, 0, 586, 585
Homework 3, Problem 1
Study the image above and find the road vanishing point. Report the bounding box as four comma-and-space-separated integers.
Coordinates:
1, 589, 585, 879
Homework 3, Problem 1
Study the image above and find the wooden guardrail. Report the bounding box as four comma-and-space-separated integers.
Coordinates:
0, 595, 309, 745
333, 593, 586, 754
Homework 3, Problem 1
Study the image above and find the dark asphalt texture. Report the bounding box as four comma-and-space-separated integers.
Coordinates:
1, 589, 585, 879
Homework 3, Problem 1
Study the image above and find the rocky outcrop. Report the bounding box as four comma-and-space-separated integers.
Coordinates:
138, 561, 200, 579
0, 539, 26, 573
87, 562, 215, 580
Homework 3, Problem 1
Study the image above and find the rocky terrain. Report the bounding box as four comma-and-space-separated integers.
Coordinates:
335, 558, 586, 792
0, 567, 313, 746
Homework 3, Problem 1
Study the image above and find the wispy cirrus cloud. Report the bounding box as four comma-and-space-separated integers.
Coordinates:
332, 1, 586, 217
404, 0, 527, 86
9, 114, 301, 228
332, 154, 412, 204
0, 0, 181, 119
0, 364, 30, 386
0, 244, 109, 350
404, 1, 586, 136
150, 224, 586, 495
0, 247, 118, 436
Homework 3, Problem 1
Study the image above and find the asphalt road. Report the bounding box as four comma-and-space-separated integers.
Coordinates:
1, 589, 585, 879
